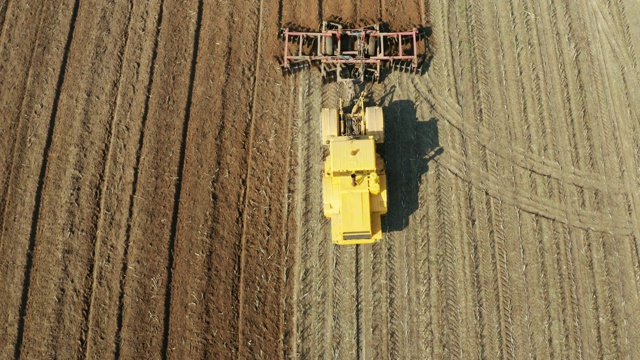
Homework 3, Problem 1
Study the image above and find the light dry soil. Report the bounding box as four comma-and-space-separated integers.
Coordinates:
0, 0, 639, 359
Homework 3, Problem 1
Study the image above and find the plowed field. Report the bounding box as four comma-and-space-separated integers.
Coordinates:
1, 0, 639, 358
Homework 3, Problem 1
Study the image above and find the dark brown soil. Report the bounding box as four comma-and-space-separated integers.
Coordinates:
1, 0, 640, 359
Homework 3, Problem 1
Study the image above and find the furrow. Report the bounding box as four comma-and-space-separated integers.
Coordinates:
523, 3, 589, 357
428, 142, 631, 235
516, 209, 538, 356
113, 2, 164, 356
600, 233, 624, 357
281, 76, 299, 359
536, 218, 561, 358
434, 164, 461, 358
490, 198, 516, 359
116, 0, 203, 357
318, 79, 333, 359
160, 0, 203, 358
548, 223, 572, 359
0, 0, 45, 245
7, 0, 127, 356
385, 235, 400, 359
519, 0, 553, 162
295, 73, 314, 356
463, 182, 487, 358
82, 1, 135, 357
506, 0, 536, 157
236, 0, 265, 353
561, 225, 584, 358
413, 79, 437, 359
582, 231, 606, 358
370, 241, 389, 359
12, 1, 80, 357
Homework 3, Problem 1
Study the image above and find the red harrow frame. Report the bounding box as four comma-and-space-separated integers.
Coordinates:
279, 21, 430, 82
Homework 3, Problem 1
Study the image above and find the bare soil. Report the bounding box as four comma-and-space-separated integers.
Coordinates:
1, 0, 639, 359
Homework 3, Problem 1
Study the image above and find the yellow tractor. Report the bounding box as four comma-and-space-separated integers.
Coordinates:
321, 89, 388, 244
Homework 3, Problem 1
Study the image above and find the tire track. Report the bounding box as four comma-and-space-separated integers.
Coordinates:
607, 233, 640, 357
583, 4, 637, 357
22, 0, 141, 355
583, 2, 640, 353
179, 1, 235, 355
588, 0, 640, 241
554, 2, 595, 186
358, 245, 374, 360
515, 211, 550, 358
558, 225, 584, 358
604, 0, 639, 72
81, 1, 134, 357
370, 240, 389, 359
610, 0, 638, 72
514, 209, 537, 356
0, 0, 45, 244
516, 2, 590, 355
562, 2, 607, 215
294, 70, 328, 358
281, 76, 299, 359
532, 217, 556, 358
159, 0, 203, 358
292, 72, 314, 357
10, 0, 119, 356
369, 80, 390, 360
597, 233, 623, 358
413, 65, 630, 234
236, 0, 264, 352
371, 75, 391, 359
113, 2, 164, 356
502, 203, 533, 356
535, 216, 575, 358
117, 0, 203, 356
289, 76, 304, 359
425, 132, 631, 234
294, 73, 313, 357
581, 231, 606, 358
462, 178, 488, 358
505, 0, 535, 156
380, 76, 405, 360
381, 75, 410, 360
315, 76, 332, 359
411, 78, 622, 193
487, 197, 516, 359
434, 164, 462, 358
520, 0, 553, 163
469, 187, 501, 358
385, 230, 400, 360
233, 0, 299, 354
12, 1, 80, 357
413, 91, 437, 358
407, 70, 462, 358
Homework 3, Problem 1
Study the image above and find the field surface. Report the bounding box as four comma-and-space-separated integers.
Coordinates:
1, 0, 639, 358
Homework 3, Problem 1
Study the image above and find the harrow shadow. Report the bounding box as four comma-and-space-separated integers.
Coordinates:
381, 99, 443, 233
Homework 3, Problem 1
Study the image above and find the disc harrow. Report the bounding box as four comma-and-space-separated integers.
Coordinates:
279, 21, 430, 82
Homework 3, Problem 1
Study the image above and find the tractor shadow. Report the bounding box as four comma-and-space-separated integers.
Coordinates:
381, 99, 443, 232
